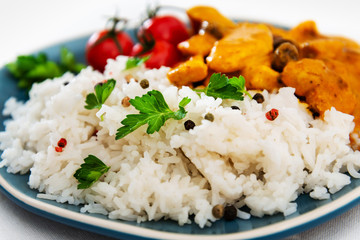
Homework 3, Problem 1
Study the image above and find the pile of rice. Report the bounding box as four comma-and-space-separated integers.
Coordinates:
1, 56, 360, 227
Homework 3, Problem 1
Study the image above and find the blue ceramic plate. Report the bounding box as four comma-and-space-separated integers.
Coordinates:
1, 35, 360, 240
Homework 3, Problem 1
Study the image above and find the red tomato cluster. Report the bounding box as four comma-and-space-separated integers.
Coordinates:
85, 13, 189, 72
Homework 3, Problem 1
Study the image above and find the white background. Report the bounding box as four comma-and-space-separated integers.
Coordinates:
1, 0, 360, 239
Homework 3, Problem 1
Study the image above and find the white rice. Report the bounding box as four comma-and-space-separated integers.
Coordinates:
1, 56, 360, 227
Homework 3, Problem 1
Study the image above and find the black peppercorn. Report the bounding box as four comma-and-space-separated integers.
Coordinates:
231, 106, 240, 110
140, 79, 149, 89
253, 93, 265, 103
184, 120, 195, 130
224, 205, 237, 221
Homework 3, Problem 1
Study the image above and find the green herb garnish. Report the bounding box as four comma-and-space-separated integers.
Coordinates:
85, 79, 116, 110
6, 47, 86, 90
124, 56, 150, 70
195, 73, 251, 100
116, 90, 191, 139
60, 47, 87, 73
73, 155, 110, 189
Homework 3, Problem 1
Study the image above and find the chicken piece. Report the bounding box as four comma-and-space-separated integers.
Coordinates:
341, 48, 360, 81
301, 38, 359, 59
300, 37, 360, 79
282, 58, 356, 116
323, 58, 360, 136
300, 39, 360, 128
178, 33, 217, 56
186, 6, 236, 36
289, 21, 324, 44
167, 55, 208, 86
323, 58, 360, 96
331, 36, 360, 49
306, 85, 355, 117
206, 23, 273, 73
242, 65, 281, 91
297, 33, 360, 120
282, 59, 324, 96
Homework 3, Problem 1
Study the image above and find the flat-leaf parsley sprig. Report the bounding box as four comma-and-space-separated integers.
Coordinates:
124, 56, 150, 70
195, 73, 252, 101
73, 155, 110, 189
6, 47, 86, 90
85, 79, 116, 110
116, 90, 191, 139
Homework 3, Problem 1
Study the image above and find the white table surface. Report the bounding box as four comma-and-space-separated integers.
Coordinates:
1, 0, 360, 239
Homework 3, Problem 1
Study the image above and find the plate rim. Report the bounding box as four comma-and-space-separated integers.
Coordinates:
1, 170, 360, 240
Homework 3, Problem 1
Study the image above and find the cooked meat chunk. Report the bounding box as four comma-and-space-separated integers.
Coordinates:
186, 6, 236, 36
178, 33, 217, 56
206, 23, 273, 73
243, 65, 281, 91
288, 20, 324, 44
167, 55, 208, 86
282, 58, 356, 116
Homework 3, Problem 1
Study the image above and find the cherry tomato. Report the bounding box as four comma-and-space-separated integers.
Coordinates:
86, 29, 134, 72
131, 40, 182, 69
139, 16, 189, 46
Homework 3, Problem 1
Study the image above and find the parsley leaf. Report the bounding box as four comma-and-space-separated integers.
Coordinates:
124, 56, 150, 70
116, 90, 191, 139
85, 79, 116, 110
60, 47, 86, 73
196, 73, 251, 100
73, 155, 110, 189
6, 47, 86, 90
